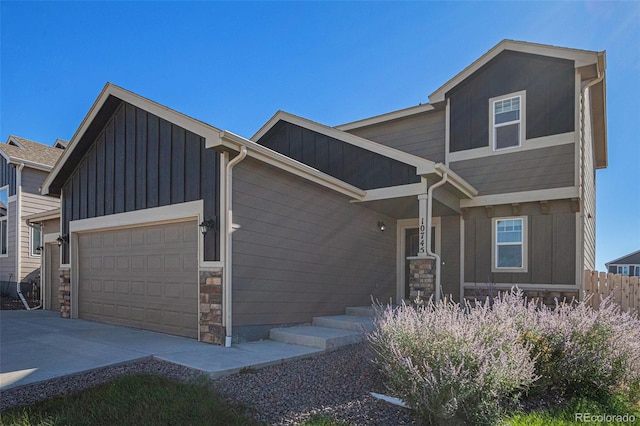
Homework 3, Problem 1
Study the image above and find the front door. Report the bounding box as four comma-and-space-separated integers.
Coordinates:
402, 225, 437, 301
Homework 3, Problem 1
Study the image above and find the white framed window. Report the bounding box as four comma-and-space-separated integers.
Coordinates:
30, 225, 42, 257
492, 216, 528, 272
0, 186, 7, 256
618, 265, 629, 275
490, 91, 526, 151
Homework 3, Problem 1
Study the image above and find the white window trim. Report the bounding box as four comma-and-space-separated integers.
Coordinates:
489, 90, 526, 152
29, 225, 42, 257
0, 185, 8, 257
491, 216, 528, 273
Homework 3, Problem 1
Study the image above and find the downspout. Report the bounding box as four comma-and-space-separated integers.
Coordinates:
579, 64, 604, 293
224, 146, 247, 347
16, 163, 29, 309
25, 220, 43, 310
426, 171, 448, 303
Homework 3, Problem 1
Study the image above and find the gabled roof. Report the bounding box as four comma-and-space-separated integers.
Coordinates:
429, 39, 604, 104
42, 84, 368, 200
53, 139, 68, 149
1, 136, 64, 171
249, 110, 477, 199
605, 250, 640, 267
42, 83, 226, 196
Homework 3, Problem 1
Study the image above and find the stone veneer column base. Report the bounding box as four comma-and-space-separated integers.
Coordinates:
199, 269, 225, 345
59, 268, 71, 318
408, 257, 435, 304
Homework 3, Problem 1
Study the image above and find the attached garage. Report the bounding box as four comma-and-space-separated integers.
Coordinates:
77, 220, 199, 338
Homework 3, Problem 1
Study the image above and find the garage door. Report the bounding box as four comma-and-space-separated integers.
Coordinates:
78, 221, 198, 338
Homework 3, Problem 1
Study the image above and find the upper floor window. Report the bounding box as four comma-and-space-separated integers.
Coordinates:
492, 216, 528, 272
490, 91, 526, 151
0, 186, 7, 256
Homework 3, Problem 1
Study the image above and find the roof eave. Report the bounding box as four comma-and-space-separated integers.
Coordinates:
209, 130, 367, 200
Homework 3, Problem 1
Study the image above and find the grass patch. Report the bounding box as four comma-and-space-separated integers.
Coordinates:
300, 416, 350, 426
0, 374, 260, 426
503, 391, 640, 425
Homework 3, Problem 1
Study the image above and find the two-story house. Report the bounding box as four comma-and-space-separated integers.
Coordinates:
40, 40, 606, 345
0, 136, 63, 303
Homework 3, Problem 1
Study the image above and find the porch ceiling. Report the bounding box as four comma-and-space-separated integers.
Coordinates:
361, 195, 458, 220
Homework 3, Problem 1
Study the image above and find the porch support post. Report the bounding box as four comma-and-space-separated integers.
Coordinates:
418, 193, 429, 258
407, 192, 435, 303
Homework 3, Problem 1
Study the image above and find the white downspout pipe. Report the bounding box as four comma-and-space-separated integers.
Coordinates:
426, 172, 448, 303
578, 66, 604, 295
224, 146, 247, 347
15, 163, 29, 309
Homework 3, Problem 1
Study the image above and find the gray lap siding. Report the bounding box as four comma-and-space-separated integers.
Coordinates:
345, 110, 446, 162
450, 144, 575, 195
232, 158, 396, 332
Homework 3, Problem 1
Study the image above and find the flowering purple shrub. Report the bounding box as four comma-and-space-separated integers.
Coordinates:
516, 294, 640, 398
368, 296, 537, 425
368, 290, 640, 425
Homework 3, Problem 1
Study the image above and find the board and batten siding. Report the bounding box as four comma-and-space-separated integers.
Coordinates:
231, 158, 396, 339
0, 157, 17, 196
256, 120, 421, 190
440, 215, 461, 300
60, 101, 220, 264
450, 144, 575, 195
448, 51, 575, 152
344, 110, 446, 162
463, 200, 576, 285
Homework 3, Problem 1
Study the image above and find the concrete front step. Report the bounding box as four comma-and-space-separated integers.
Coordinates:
269, 325, 366, 350
345, 306, 375, 318
312, 315, 374, 333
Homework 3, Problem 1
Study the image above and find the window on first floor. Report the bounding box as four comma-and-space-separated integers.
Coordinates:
0, 186, 7, 256
492, 216, 528, 272
491, 91, 525, 151
30, 225, 42, 257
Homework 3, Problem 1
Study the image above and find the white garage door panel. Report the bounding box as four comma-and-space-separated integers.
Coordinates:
78, 221, 198, 339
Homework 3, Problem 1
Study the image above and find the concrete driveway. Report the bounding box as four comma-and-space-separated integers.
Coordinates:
0, 310, 321, 391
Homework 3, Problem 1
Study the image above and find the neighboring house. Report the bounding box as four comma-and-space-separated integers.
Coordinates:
606, 250, 640, 276
40, 39, 607, 345
0, 136, 64, 298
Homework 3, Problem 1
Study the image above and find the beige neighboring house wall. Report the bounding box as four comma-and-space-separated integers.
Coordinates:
0, 136, 64, 285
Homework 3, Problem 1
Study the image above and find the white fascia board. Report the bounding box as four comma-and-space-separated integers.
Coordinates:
219, 130, 367, 200
460, 186, 579, 208
353, 182, 428, 203
250, 111, 434, 170
24, 209, 60, 223
335, 103, 435, 131
6, 136, 26, 149
433, 163, 478, 199
8, 159, 52, 172
41, 83, 224, 195
429, 40, 600, 104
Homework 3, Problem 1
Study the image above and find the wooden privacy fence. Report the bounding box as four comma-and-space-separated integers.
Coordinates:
584, 270, 640, 314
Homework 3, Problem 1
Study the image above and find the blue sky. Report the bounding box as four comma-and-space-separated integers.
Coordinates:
1, 1, 638, 271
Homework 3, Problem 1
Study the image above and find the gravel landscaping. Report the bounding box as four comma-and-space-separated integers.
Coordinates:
1, 343, 417, 425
